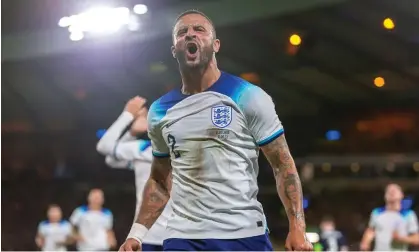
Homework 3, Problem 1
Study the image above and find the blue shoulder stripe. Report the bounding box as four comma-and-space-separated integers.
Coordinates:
372, 207, 385, 215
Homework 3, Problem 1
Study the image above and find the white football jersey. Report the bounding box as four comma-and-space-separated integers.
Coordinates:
70, 206, 113, 251
37, 220, 72, 251
148, 71, 283, 239
369, 207, 419, 251
97, 111, 171, 245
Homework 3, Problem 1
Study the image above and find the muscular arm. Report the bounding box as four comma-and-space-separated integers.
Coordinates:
135, 157, 172, 228
260, 134, 305, 228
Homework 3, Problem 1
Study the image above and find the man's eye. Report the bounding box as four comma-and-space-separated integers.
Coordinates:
177, 30, 186, 36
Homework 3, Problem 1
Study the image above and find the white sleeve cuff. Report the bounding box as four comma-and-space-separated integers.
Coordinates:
120, 111, 135, 122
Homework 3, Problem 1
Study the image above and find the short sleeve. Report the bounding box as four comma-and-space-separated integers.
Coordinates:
64, 222, 73, 236
113, 140, 153, 162
241, 86, 284, 146
147, 102, 170, 157
37, 222, 46, 235
104, 210, 113, 230
70, 207, 83, 226
368, 210, 378, 228
407, 211, 419, 234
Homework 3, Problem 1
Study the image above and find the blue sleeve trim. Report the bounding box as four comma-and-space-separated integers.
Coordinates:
152, 151, 170, 158
257, 129, 284, 146
139, 140, 152, 152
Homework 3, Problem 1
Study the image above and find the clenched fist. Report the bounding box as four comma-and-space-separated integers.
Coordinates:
285, 228, 313, 251
124, 96, 146, 117
119, 238, 142, 252
130, 109, 148, 135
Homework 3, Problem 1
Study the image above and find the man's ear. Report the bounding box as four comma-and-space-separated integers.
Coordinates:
171, 45, 176, 58
213, 39, 220, 53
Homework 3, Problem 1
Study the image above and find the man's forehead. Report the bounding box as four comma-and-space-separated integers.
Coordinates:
174, 14, 212, 29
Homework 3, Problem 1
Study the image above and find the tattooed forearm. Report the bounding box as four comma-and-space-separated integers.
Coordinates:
261, 135, 305, 227
136, 158, 172, 228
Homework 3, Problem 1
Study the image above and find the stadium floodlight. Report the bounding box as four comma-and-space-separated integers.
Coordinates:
133, 4, 148, 15
128, 19, 140, 31
59, 6, 133, 36
76, 6, 130, 34
58, 16, 72, 27
58, 5, 144, 40
69, 31, 84, 41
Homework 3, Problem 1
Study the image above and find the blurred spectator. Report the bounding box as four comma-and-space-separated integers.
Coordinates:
360, 184, 419, 251
318, 215, 348, 251
70, 188, 117, 251
35, 204, 73, 251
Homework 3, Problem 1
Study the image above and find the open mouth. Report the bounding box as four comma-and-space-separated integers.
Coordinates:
187, 43, 198, 54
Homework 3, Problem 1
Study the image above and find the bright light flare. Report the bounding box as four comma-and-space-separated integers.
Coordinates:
306, 232, 320, 243
374, 76, 385, 87
289, 34, 302, 46
383, 18, 395, 30
133, 4, 148, 15
128, 16, 140, 31
58, 16, 72, 27
60, 6, 134, 37
77, 7, 130, 34
70, 32, 84, 41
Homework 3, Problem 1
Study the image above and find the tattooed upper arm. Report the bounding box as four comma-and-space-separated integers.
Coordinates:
260, 134, 294, 175
150, 157, 172, 188
136, 157, 172, 227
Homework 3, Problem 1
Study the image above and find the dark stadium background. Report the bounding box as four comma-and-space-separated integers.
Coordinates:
2, 0, 419, 250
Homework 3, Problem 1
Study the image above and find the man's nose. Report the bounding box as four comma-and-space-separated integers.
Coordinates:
185, 30, 197, 41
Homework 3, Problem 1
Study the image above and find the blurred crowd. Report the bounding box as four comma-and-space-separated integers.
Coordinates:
2, 148, 418, 251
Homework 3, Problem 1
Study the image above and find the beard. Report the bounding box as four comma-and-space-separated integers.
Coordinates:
175, 43, 214, 70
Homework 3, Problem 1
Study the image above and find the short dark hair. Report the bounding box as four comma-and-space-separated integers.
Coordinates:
173, 9, 216, 38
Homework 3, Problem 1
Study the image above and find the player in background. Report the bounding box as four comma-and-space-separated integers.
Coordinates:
360, 183, 419, 251
120, 9, 312, 251
35, 204, 73, 251
70, 188, 117, 251
318, 215, 348, 251
97, 96, 172, 251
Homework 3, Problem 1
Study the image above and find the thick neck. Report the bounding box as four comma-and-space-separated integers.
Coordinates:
180, 58, 221, 95
386, 201, 401, 211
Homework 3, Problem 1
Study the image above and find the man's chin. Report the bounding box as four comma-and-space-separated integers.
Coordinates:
183, 60, 202, 69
